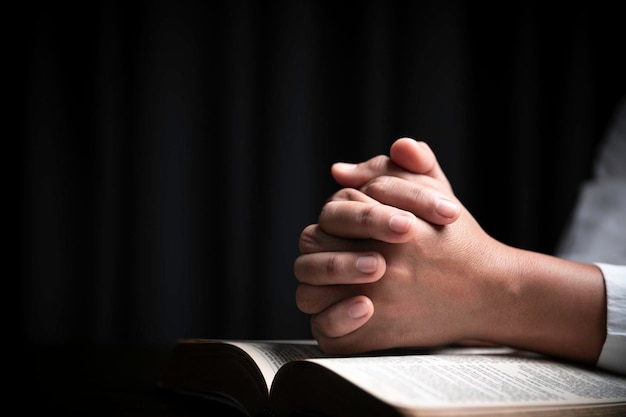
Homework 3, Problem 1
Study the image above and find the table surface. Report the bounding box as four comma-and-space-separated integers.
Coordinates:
19, 343, 249, 416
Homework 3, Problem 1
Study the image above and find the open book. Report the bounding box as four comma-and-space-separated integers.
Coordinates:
159, 339, 626, 417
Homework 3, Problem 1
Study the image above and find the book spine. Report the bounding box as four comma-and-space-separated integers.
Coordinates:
258, 406, 279, 417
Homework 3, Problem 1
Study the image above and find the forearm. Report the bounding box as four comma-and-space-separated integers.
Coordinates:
485, 248, 607, 364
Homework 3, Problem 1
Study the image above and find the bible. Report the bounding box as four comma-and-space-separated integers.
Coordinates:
159, 338, 626, 417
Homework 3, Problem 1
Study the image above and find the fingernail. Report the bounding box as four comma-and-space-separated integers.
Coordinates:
356, 255, 378, 273
435, 198, 460, 219
389, 214, 412, 234
334, 162, 357, 170
348, 300, 370, 319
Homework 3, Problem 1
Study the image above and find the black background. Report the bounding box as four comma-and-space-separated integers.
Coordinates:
17, 1, 625, 414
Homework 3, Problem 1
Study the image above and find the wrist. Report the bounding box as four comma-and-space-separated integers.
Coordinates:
482, 250, 606, 363
467, 243, 525, 344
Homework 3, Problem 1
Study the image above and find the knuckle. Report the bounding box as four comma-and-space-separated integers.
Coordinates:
409, 185, 435, 211
357, 204, 377, 230
329, 187, 359, 202
295, 285, 316, 313
368, 155, 391, 172
324, 255, 340, 276
363, 175, 390, 193
318, 201, 334, 220
298, 224, 320, 253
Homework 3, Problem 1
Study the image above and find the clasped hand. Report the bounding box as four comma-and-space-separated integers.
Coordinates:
294, 138, 516, 354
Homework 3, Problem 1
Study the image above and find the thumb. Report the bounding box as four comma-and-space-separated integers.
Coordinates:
390, 138, 452, 189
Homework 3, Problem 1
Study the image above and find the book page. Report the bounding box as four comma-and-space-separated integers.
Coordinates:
229, 340, 326, 390
307, 353, 626, 410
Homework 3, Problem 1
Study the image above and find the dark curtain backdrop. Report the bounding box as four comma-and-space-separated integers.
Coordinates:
20, 1, 626, 351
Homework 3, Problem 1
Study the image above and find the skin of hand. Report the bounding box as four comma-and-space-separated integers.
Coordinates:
294, 138, 607, 365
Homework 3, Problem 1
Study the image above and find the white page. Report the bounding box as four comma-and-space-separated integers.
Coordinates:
307, 353, 626, 410
229, 340, 325, 390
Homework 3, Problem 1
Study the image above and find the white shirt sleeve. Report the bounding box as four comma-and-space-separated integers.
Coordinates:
556, 98, 626, 374
595, 263, 626, 375
556, 97, 626, 265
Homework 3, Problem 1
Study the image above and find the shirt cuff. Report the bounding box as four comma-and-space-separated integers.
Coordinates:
595, 263, 626, 374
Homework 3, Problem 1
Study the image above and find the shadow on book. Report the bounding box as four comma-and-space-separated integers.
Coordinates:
158, 338, 626, 417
